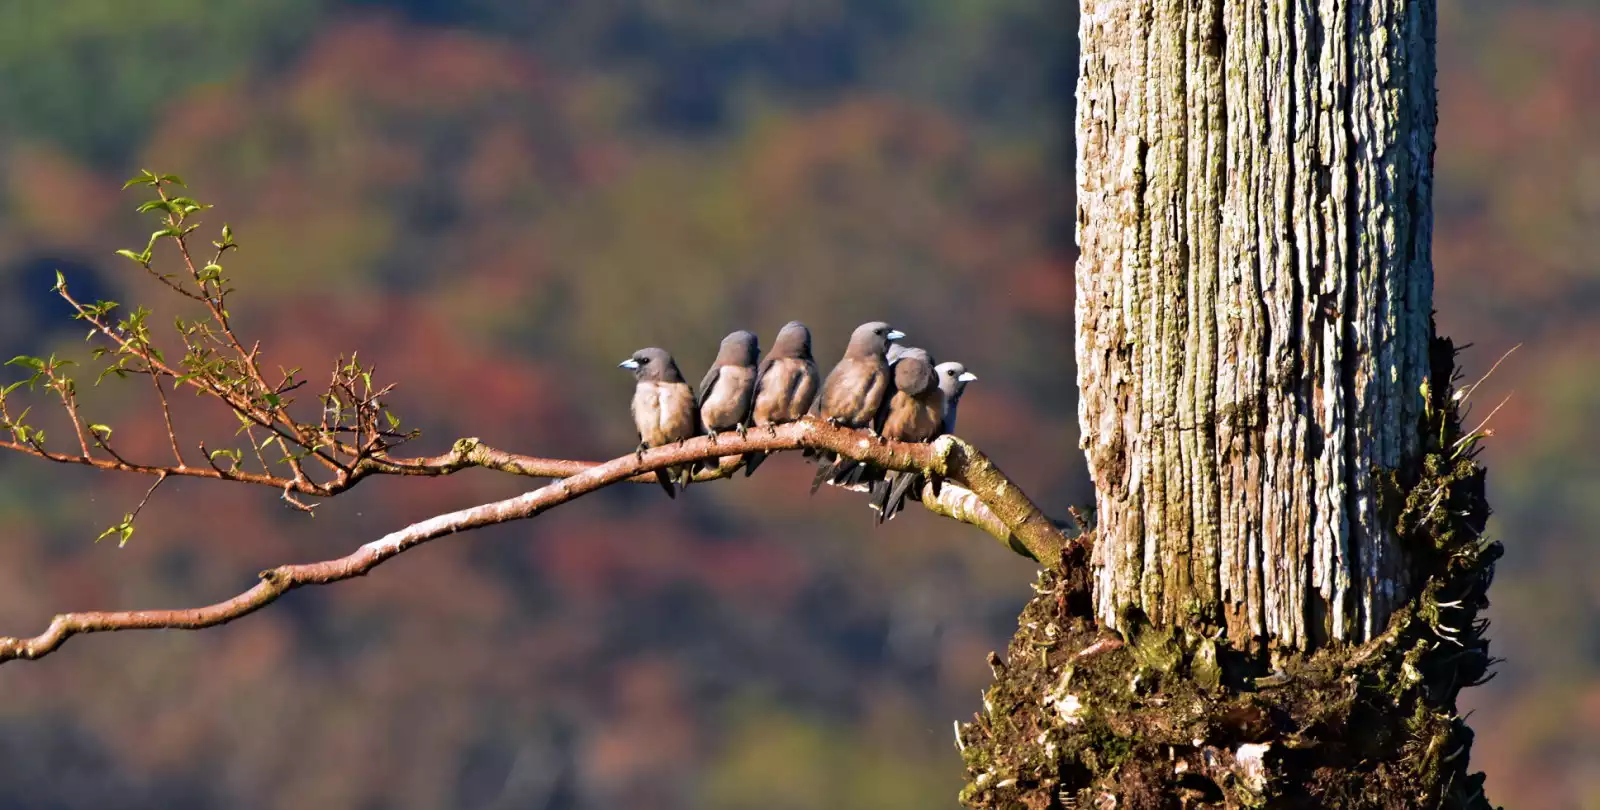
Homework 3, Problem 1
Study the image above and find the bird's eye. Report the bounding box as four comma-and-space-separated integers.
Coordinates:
639, 357, 650, 364
947, 369, 956, 377
874, 328, 885, 336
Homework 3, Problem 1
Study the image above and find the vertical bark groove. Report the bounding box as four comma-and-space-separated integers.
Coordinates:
1076, 0, 1436, 649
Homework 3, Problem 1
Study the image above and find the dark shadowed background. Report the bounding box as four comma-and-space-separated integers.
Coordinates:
0, 1, 1592, 807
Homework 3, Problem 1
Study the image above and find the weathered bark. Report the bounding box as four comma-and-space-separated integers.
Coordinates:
1075, 0, 1436, 650
958, 0, 1501, 806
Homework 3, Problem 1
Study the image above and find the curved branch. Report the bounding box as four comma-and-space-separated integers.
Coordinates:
0, 418, 1074, 664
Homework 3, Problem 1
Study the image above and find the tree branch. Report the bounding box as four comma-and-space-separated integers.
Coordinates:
0, 419, 1074, 665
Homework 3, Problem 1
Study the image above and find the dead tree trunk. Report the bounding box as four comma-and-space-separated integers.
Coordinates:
1076, 0, 1437, 651
960, 0, 1500, 806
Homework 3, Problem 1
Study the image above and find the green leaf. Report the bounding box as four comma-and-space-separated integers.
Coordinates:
385, 411, 400, 429
96, 366, 131, 385
54, 269, 65, 291
6, 355, 44, 371
114, 248, 151, 265
89, 424, 112, 438
96, 515, 137, 547
136, 199, 178, 215
158, 174, 187, 187
122, 171, 158, 189
198, 264, 224, 283
262, 393, 282, 408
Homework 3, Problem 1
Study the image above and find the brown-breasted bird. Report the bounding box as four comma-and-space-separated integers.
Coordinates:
875, 358, 977, 521
698, 330, 760, 475
743, 321, 820, 477
619, 347, 700, 499
811, 321, 904, 493
869, 347, 946, 522
699, 330, 760, 436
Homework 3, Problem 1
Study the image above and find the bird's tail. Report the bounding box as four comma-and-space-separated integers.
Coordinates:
743, 451, 768, 477
654, 469, 677, 499
809, 451, 837, 494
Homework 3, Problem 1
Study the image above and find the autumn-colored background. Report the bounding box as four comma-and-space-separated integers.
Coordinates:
0, 1, 1590, 807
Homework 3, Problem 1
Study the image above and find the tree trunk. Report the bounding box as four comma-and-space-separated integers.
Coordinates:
959, 0, 1500, 806
1075, 0, 1435, 651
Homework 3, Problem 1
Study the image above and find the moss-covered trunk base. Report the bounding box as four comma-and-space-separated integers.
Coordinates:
960, 339, 1500, 809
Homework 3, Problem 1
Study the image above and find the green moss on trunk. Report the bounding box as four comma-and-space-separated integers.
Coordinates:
961, 338, 1498, 809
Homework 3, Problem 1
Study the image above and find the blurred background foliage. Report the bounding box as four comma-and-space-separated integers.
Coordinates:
0, 1, 1591, 807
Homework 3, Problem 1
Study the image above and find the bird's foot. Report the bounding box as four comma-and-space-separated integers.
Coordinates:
766, 423, 778, 438
736, 423, 748, 440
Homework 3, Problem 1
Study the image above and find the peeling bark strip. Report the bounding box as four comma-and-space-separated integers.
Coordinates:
1075, 0, 1436, 647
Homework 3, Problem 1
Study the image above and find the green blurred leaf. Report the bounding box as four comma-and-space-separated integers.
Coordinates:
113, 248, 151, 265
121, 171, 159, 189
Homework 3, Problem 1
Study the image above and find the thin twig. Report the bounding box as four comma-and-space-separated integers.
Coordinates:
129, 472, 169, 524
1458, 344, 1519, 404
148, 368, 185, 467
1454, 393, 1513, 449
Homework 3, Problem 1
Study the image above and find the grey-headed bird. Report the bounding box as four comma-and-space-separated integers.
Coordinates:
743, 321, 820, 477
620, 347, 700, 499
811, 321, 904, 493
869, 348, 946, 521
699, 330, 760, 436
935, 361, 977, 436
876, 359, 978, 521
698, 330, 760, 476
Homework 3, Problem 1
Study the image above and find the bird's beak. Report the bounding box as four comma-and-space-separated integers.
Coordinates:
886, 329, 907, 341
618, 359, 640, 370
958, 372, 978, 382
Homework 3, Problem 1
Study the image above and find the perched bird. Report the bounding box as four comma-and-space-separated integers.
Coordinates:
812, 321, 904, 493
699, 330, 760, 436
875, 360, 978, 521
935, 361, 978, 436
619, 347, 700, 499
870, 348, 946, 522
743, 321, 820, 477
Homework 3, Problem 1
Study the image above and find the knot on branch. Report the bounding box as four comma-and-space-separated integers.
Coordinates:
451, 437, 481, 460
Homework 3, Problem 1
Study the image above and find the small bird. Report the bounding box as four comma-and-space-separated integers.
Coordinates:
699, 330, 760, 436
935, 361, 977, 436
870, 348, 946, 522
876, 360, 978, 521
812, 321, 904, 493
619, 347, 700, 499
698, 330, 760, 475
744, 321, 820, 477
